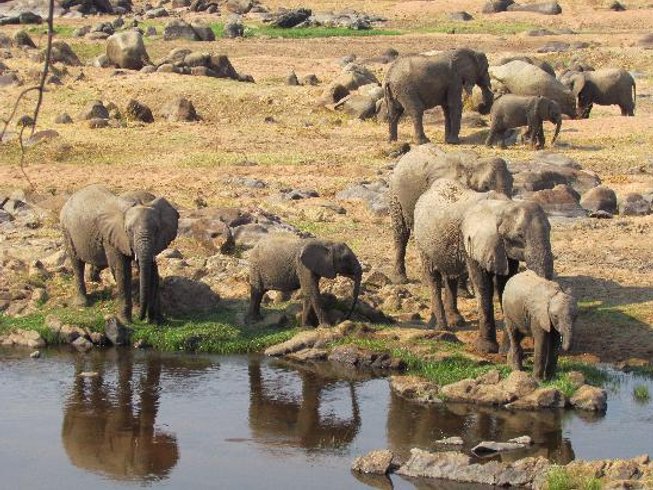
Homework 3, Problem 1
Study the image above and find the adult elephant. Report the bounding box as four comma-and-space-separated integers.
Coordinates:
60, 184, 179, 324
561, 68, 636, 118
489, 60, 576, 119
414, 179, 553, 353
389, 144, 513, 283
383, 48, 494, 145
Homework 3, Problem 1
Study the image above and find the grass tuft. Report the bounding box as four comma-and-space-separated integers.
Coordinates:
633, 384, 650, 402
546, 466, 602, 490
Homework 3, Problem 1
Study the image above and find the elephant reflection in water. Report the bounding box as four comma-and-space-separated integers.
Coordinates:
62, 349, 207, 481
248, 359, 362, 450
387, 392, 575, 464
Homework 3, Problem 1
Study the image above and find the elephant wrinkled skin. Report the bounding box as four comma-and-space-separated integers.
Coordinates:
562, 68, 636, 118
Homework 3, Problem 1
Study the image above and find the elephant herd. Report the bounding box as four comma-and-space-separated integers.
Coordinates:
58, 46, 627, 382
383, 48, 636, 149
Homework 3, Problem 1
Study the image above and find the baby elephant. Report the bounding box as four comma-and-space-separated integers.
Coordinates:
248, 235, 362, 327
502, 270, 578, 381
486, 94, 562, 150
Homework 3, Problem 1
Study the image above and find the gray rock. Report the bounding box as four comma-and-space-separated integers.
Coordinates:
285, 70, 299, 86
280, 188, 319, 200
449, 11, 473, 21
226, 0, 252, 14
144, 7, 169, 18
104, 317, 132, 346
13, 30, 35, 48
145, 26, 157, 37
72, 336, 93, 353
619, 193, 650, 216
581, 186, 617, 214
569, 384, 607, 412
223, 19, 245, 38
47, 41, 81, 66
163, 19, 199, 41
351, 450, 396, 475
106, 31, 150, 70
87, 31, 110, 41
507, 1, 561, 15
160, 97, 200, 121
191, 22, 216, 41
78, 100, 109, 120
88, 118, 110, 129
471, 440, 529, 456
301, 73, 319, 85
524, 184, 586, 218
268, 7, 311, 28
126, 99, 154, 123
336, 180, 389, 215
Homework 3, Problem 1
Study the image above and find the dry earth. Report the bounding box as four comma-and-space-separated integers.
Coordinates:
1, 0, 653, 363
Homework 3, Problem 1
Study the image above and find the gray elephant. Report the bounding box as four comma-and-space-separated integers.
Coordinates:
247, 234, 362, 327
486, 94, 562, 149
389, 144, 513, 283
503, 270, 577, 380
489, 60, 576, 119
497, 56, 556, 77
414, 179, 553, 353
561, 68, 636, 118
383, 48, 494, 145
60, 184, 179, 324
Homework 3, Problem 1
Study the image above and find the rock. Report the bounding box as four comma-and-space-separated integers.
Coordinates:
106, 31, 150, 70
279, 188, 318, 200
88, 118, 110, 129
78, 101, 109, 121
73, 26, 91, 37
30, 350, 41, 358
104, 316, 132, 346
397, 450, 473, 480
319, 83, 350, 105
524, 184, 586, 218
144, 7, 169, 18
301, 73, 319, 85
502, 371, 539, 399
91, 54, 112, 68
181, 216, 234, 253
608, 1, 626, 11
89, 332, 108, 346
126, 99, 154, 123
223, 19, 244, 38
337, 63, 379, 91
567, 371, 586, 388
285, 71, 299, 86
159, 276, 220, 316
226, 0, 252, 14
581, 186, 618, 215
47, 41, 81, 66
482, 0, 514, 13
19, 12, 43, 24
507, 1, 562, 15
336, 94, 378, 120
389, 375, 440, 403
191, 22, 216, 41
87, 31, 110, 41
449, 11, 473, 21
13, 30, 35, 48
352, 450, 396, 475
145, 26, 157, 37
336, 180, 389, 215
72, 336, 93, 353
269, 7, 312, 28
505, 387, 566, 409
160, 97, 199, 122
286, 348, 328, 362
472, 440, 530, 456
510, 154, 600, 196
435, 436, 464, 445
163, 19, 198, 41
570, 384, 608, 412
619, 193, 650, 216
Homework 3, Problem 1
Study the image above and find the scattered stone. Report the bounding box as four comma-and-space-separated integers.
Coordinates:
104, 316, 132, 346
13, 30, 36, 48
301, 73, 319, 85
280, 188, 319, 200
106, 31, 150, 70
78, 100, 109, 121
502, 371, 539, 399
72, 336, 93, 353
268, 7, 312, 28
507, 1, 562, 14
609, 1, 626, 11
336, 180, 389, 215
160, 97, 200, 122
223, 19, 245, 38
47, 41, 81, 66
144, 6, 169, 18
570, 384, 608, 412
286, 70, 299, 86
126, 99, 154, 123
30, 350, 41, 358
524, 184, 586, 218
389, 375, 440, 403
88, 118, 110, 129
145, 26, 157, 37
581, 186, 618, 215
352, 450, 396, 475
163, 19, 215, 41
619, 193, 650, 216
449, 11, 473, 21
506, 387, 566, 409
226, 0, 252, 14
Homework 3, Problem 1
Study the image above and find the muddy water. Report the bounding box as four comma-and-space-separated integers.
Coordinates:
0, 348, 651, 489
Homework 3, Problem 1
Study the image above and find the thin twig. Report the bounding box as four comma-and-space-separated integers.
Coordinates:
30, 0, 55, 137
0, 86, 40, 142
17, 125, 35, 190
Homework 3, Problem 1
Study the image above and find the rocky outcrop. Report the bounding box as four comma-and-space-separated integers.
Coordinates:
149, 48, 253, 82
569, 384, 608, 412
163, 19, 215, 41
581, 186, 618, 215
160, 97, 200, 122
336, 180, 389, 215
351, 450, 397, 475
619, 193, 650, 216
390, 375, 440, 403
106, 31, 150, 70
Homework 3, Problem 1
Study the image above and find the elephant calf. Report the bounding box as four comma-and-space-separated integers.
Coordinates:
503, 271, 577, 381
486, 94, 562, 150
248, 235, 362, 327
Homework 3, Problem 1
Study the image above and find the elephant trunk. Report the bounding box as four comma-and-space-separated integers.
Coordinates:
476, 85, 494, 115
525, 222, 554, 280
551, 117, 561, 144
561, 327, 572, 351
345, 267, 362, 320
136, 239, 154, 322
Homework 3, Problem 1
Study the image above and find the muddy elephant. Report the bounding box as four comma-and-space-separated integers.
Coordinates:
248, 359, 361, 449
503, 270, 577, 380
383, 48, 494, 145
60, 184, 179, 324
489, 60, 576, 119
247, 234, 362, 327
486, 94, 562, 149
389, 144, 513, 283
61, 350, 179, 481
561, 68, 636, 118
497, 56, 556, 77
414, 179, 553, 353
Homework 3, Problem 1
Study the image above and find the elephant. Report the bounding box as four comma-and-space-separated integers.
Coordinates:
60, 184, 179, 324
489, 60, 576, 119
561, 68, 636, 118
413, 179, 553, 353
485, 94, 562, 150
383, 48, 494, 145
247, 234, 362, 327
497, 56, 556, 77
389, 144, 514, 283
503, 270, 578, 380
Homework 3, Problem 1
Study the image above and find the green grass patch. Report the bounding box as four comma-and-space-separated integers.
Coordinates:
546, 466, 602, 490
541, 359, 612, 397
634, 384, 650, 402
210, 22, 401, 39
417, 20, 538, 36
25, 24, 76, 38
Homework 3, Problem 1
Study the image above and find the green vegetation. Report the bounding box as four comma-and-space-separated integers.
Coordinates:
26, 24, 76, 38
634, 384, 650, 402
210, 22, 401, 39
542, 359, 612, 397
546, 466, 602, 490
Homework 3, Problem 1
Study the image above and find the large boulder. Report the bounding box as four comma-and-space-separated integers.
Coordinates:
164, 19, 200, 41
523, 184, 587, 218
507, 1, 562, 14
159, 276, 220, 316
126, 99, 154, 123
580, 186, 618, 215
106, 31, 150, 70
619, 193, 650, 216
569, 385, 607, 412
268, 8, 312, 28
160, 97, 200, 122
47, 41, 81, 66
510, 153, 600, 196
482, 0, 514, 13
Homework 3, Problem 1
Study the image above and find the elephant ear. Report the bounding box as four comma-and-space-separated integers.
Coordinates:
151, 197, 179, 255
462, 205, 509, 275
97, 204, 133, 256
570, 75, 587, 98
530, 286, 559, 333
299, 242, 336, 279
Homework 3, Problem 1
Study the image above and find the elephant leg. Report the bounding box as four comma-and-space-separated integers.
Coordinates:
301, 297, 319, 328
299, 273, 330, 327
532, 330, 549, 381
467, 259, 498, 353
107, 248, 132, 324
420, 253, 447, 330
545, 329, 561, 380
444, 276, 464, 328
495, 259, 520, 304
88, 264, 102, 283
506, 324, 524, 371
146, 262, 162, 324
387, 100, 404, 142
403, 99, 429, 144
485, 122, 498, 147
444, 96, 462, 144
536, 123, 545, 150
64, 233, 88, 307
390, 195, 410, 284
457, 273, 474, 299
247, 283, 265, 321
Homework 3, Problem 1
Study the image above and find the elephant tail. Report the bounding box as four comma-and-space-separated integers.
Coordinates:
633, 80, 637, 115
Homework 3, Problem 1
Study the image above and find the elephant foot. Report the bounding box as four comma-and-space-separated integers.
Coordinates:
475, 337, 499, 354
72, 294, 88, 308
426, 315, 450, 331
445, 137, 461, 145
416, 136, 430, 145
246, 312, 263, 324
446, 312, 465, 329
391, 271, 409, 285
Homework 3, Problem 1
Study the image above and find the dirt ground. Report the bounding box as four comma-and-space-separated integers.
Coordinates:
1, 0, 653, 363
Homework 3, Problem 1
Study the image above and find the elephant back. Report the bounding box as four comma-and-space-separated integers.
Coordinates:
250, 233, 304, 291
